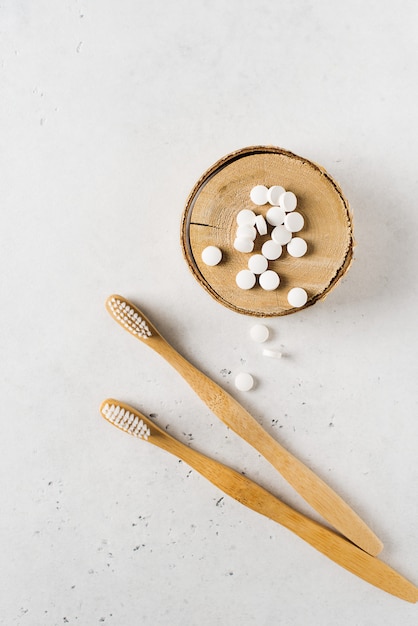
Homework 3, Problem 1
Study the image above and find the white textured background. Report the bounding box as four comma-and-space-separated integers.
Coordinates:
1, 1, 417, 624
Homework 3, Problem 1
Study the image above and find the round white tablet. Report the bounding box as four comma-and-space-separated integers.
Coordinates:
234, 237, 254, 253
261, 240, 282, 260
255, 214, 268, 236
267, 185, 285, 206
236, 224, 257, 240
266, 206, 286, 226
284, 212, 304, 232
250, 324, 270, 343
271, 225, 292, 245
235, 372, 254, 391
201, 246, 222, 266
236, 209, 257, 226
248, 254, 268, 275
287, 287, 308, 307
287, 237, 307, 257
250, 185, 268, 206
236, 269, 256, 290
259, 270, 280, 291
279, 191, 297, 212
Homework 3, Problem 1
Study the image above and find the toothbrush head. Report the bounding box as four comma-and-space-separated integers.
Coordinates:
105, 295, 153, 339
100, 399, 152, 440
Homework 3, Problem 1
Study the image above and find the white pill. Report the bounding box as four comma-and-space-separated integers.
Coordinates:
255, 214, 268, 236
266, 206, 286, 226
234, 237, 254, 253
201, 246, 222, 266
287, 287, 308, 307
261, 240, 282, 260
236, 269, 256, 290
287, 237, 307, 257
250, 185, 268, 206
235, 372, 254, 391
250, 324, 269, 343
262, 348, 283, 359
279, 191, 297, 212
237, 209, 257, 226
248, 254, 268, 274
284, 212, 304, 232
236, 224, 257, 240
267, 185, 285, 206
259, 270, 280, 291
271, 225, 292, 245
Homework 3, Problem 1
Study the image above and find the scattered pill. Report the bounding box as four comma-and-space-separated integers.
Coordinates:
279, 191, 297, 212
255, 214, 268, 236
235, 372, 254, 391
287, 237, 307, 257
234, 237, 254, 253
248, 254, 268, 275
236, 269, 256, 290
236, 224, 257, 240
267, 185, 285, 206
262, 348, 283, 359
266, 206, 286, 226
259, 270, 280, 291
287, 287, 308, 307
271, 225, 292, 245
250, 185, 269, 206
236, 209, 257, 226
261, 240, 282, 260
201, 246, 222, 266
250, 324, 270, 343
284, 211, 304, 232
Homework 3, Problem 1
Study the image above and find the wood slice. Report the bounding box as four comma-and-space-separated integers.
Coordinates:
181, 146, 354, 317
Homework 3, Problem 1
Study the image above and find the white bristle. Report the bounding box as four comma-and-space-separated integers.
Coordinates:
103, 403, 152, 440
108, 298, 152, 339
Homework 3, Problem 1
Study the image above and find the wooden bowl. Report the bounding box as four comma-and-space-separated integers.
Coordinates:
181, 146, 354, 317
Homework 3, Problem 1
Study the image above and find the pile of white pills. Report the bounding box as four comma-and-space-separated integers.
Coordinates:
235, 185, 308, 306
201, 184, 308, 308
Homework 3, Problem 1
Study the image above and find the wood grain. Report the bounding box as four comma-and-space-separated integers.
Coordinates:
181, 146, 354, 316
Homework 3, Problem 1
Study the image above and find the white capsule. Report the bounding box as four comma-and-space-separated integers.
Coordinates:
261, 240, 282, 260
248, 254, 268, 275
287, 237, 307, 257
236, 269, 256, 290
271, 225, 292, 245
266, 206, 286, 226
236, 209, 257, 226
250, 324, 270, 343
250, 185, 268, 206
201, 246, 222, 266
279, 191, 297, 212
267, 185, 285, 206
259, 270, 280, 291
234, 237, 254, 253
255, 214, 268, 236
262, 348, 283, 359
287, 287, 308, 307
236, 224, 257, 240
235, 372, 254, 391
284, 212, 304, 232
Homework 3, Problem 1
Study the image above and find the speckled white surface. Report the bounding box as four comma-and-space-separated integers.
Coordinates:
1, 1, 418, 624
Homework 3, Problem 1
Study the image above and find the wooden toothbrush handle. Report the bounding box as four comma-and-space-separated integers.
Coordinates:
159, 440, 416, 603
154, 337, 383, 557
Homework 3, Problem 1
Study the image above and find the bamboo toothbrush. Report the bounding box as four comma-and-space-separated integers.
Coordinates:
100, 398, 417, 603
105, 294, 382, 556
